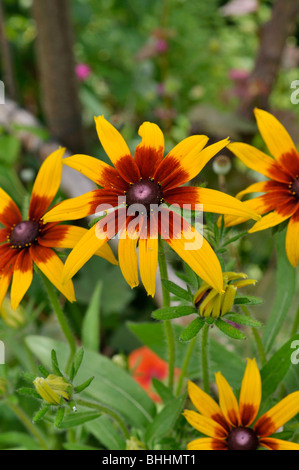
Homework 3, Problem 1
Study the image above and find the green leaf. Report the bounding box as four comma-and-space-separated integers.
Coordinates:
262, 231, 296, 352
51, 349, 63, 377
54, 407, 65, 427
152, 306, 196, 321
74, 376, 94, 393
224, 313, 262, 328
0, 432, 41, 450
234, 295, 263, 306
82, 281, 102, 352
261, 334, 299, 401
17, 387, 41, 399
161, 279, 193, 302
33, 404, 50, 422
25, 335, 156, 429
57, 411, 101, 429
179, 317, 205, 342
38, 366, 49, 378
151, 378, 174, 403
85, 416, 126, 450
144, 395, 186, 447
222, 231, 247, 247
215, 318, 246, 340
70, 348, 84, 381
0, 135, 21, 164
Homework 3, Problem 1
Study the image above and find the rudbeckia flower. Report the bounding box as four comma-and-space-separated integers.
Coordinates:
194, 271, 256, 318
224, 108, 299, 267
0, 148, 117, 310
183, 358, 299, 450
43, 117, 259, 297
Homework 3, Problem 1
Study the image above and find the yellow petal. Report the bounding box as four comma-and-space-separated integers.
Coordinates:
0, 188, 22, 227
254, 108, 297, 164
11, 250, 33, 311
236, 181, 269, 200
0, 270, 13, 309
259, 437, 299, 450
63, 154, 121, 187
222, 196, 271, 227
248, 210, 291, 233
183, 410, 228, 439
138, 236, 158, 297
239, 358, 261, 426
118, 224, 139, 289
285, 213, 299, 267
254, 391, 299, 437
135, 122, 164, 179
220, 285, 237, 316
215, 372, 240, 427
187, 437, 227, 450
29, 147, 65, 220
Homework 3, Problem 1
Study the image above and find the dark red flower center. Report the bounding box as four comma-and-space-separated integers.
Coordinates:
227, 426, 259, 451
290, 178, 299, 198
10, 220, 40, 248
126, 179, 164, 213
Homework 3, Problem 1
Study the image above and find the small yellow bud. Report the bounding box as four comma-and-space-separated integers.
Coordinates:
33, 374, 72, 405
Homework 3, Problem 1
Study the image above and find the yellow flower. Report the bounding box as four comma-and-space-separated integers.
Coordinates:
43, 116, 259, 297
194, 272, 256, 318
33, 374, 72, 405
225, 108, 299, 267
183, 358, 299, 450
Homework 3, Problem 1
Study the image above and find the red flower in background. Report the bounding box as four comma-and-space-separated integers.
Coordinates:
129, 346, 180, 402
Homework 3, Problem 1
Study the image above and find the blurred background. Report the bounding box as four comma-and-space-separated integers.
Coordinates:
0, 0, 299, 356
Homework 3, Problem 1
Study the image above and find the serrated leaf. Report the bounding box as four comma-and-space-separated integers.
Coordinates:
179, 317, 205, 342
224, 313, 262, 328
161, 279, 193, 302
215, 318, 246, 340
152, 306, 196, 321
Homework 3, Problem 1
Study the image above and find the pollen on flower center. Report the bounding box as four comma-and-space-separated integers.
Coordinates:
290, 178, 299, 198
10, 220, 40, 248
226, 426, 259, 451
125, 179, 164, 213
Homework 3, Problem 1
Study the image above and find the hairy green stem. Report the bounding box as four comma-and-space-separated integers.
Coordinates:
40, 272, 76, 373
76, 398, 130, 439
158, 238, 175, 391
201, 323, 210, 394
8, 401, 49, 450
241, 305, 267, 366
175, 337, 197, 396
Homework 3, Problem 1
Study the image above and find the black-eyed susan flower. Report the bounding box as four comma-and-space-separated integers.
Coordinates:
0, 148, 117, 310
33, 374, 72, 405
183, 358, 299, 450
43, 117, 259, 297
225, 108, 299, 267
194, 272, 257, 318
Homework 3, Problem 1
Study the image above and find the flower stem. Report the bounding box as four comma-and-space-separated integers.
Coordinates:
201, 323, 210, 394
291, 305, 299, 337
7, 401, 49, 450
158, 237, 175, 391
76, 398, 130, 439
175, 337, 197, 396
39, 272, 76, 374
241, 305, 267, 366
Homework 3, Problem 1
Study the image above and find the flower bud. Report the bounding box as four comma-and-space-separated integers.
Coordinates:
33, 374, 72, 405
212, 155, 232, 175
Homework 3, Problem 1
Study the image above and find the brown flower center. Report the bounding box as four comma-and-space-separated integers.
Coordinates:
126, 179, 164, 213
290, 178, 299, 198
10, 220, 40, 248
227, 426, 259, 451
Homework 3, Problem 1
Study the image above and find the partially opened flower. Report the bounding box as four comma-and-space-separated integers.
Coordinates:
43, 117, 259, 297
225, 108, 299, 267
183, 358, 299, 450
34, 374, 72, 405
194, 271, 256, 318
0, 148, 117, 310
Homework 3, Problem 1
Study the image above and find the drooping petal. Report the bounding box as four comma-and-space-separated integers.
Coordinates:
285, 211, 299, 267
165, 187, 260, 221
154, 137, 229, 190
62, 209, 126, 284
235, 181, 276, 200
63, 154, 128, 191
215, 372, 240, 427
222, 196, 277, 227
187, 381, 230, 432
0, 269, 13, 308
39, 224, 118, 265
31, 245, 75, 303
138, 235, 158, 298
254, 391, 299, 437
42, 190, 120, 223
134, 122, 164, 179
10, 249, 33, 310
254, 108, 299, 175
94, 116, 140, 183
160, 208, 223, 293
259, 437, 299, 450
239, 358, 262, 427
0, 188, 22, 228
228, 142, 289, 184
248, 203, 298, 234
29, 147, 65, 220
118, 218, 139, 290
187, 437, 227, 450
183, 410, 228, 439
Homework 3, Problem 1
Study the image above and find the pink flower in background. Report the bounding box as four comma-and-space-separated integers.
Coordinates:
156, 39, 168, 53
228, 68, 250, 99
75, 63, 91, 82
